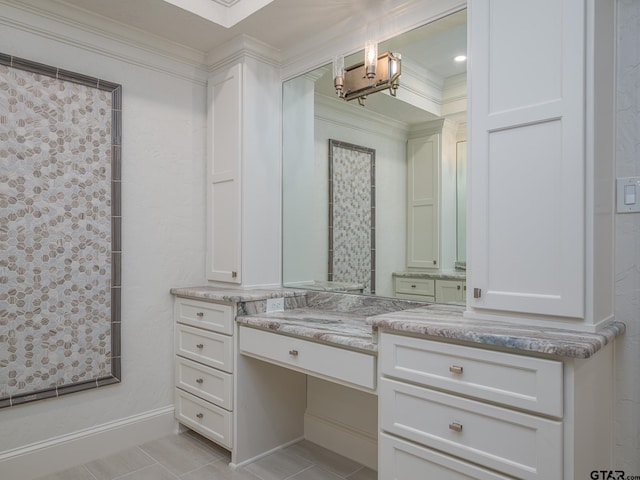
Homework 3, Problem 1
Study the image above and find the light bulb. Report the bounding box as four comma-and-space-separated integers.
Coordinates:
364, 41, 378, 80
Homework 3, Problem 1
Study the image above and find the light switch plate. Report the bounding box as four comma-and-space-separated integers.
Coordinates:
616, 177, 640, 213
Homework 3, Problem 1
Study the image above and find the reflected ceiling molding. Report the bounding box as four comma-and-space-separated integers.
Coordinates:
162, 0, 274, 28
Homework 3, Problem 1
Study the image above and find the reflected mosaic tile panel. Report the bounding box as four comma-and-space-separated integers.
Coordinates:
0, 55, 121, 405
328, 140, 375, 294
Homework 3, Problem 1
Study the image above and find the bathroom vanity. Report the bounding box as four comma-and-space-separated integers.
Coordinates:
170, 287, 623, 479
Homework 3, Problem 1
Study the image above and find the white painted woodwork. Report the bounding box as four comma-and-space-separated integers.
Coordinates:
207, 63, 242, 283
380, 333, 563, 417
467, 0, 615, 329
174, 297, 236, 453
380, 377, 563, 479
380, 433, 514, 480
175, 356, 233, 410
206, 51, 282, 289
434, 279, 465, 304
175, 297, 234, 335
407, 134, 439, 269
175, 323, 234, 373
238, 326, 376, 390
175, 389, 233, 448
232, 351, 307, 467
378, 331, 615, 479
304, 377, 378, 470
394, 277, 435, 297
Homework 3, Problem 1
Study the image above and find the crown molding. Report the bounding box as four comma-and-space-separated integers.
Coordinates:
280, 0, 466, 81
0, 0, 208, 83
315, 93, 410, 142
206, 33, 281, 72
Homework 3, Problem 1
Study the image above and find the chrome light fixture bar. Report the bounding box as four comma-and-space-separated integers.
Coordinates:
334, 48, 402, 106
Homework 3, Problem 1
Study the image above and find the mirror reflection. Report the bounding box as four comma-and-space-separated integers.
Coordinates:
282, 9, 467, 305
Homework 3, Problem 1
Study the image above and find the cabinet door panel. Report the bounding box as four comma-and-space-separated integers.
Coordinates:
407, 136, 439, 269
468, 0, 585, 317
207, 63, 242, 283
380, 378, 563, 480
380, 433, 514, 480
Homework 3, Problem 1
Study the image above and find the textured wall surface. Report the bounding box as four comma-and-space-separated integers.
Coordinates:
615, 0, 640, 471
0, 2, 206, 452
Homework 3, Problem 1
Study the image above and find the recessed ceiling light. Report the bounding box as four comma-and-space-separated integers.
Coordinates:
454, 55, 467, 62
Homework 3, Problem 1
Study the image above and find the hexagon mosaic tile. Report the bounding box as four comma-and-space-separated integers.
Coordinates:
0, 55, 121, 405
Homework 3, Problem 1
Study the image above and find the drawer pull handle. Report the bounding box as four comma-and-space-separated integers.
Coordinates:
196, 312, 204, 317
196, 413, 204, 419
196, 343, 204, 349
449, 422, 463, 432
196, 378, 204, 384
411, 284, 416, 288
449, 365, 463, 374
289, 349, 299, 357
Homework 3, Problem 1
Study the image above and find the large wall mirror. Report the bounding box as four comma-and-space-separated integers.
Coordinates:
282, 9, 467, 304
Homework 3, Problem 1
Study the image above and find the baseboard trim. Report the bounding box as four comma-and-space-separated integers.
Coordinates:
0, 406, 176, 480
304, 412, 378, 470
229, 436, 304, 469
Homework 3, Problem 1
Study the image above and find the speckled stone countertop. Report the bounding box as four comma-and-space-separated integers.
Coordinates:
236, 308, 377, 353
171, 287, 625, 359
393, 270, 467, 281
170, 286, 306, 303
368, 304, 626, 359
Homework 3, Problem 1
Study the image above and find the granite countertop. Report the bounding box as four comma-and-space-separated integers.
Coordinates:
393, 270, 467, 281
236, 308, 376, 353
171, 286, 625, 359
368, 305, 626, 359
170, 286, 305, 303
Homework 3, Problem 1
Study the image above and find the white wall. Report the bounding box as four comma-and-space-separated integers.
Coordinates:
615, 0, 640, 471
314, 96, 408, 298
0, 0, 207, 471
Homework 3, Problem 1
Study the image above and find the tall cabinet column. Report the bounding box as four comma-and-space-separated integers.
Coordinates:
206, 41, 282, 288
466, 0, 615, 331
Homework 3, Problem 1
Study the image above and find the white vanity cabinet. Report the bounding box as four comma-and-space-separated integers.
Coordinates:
467, 0, 615, 330
173, 297, 235, 449
435, 279, 465, 304
406, 119, 458, 271
378, 332, 615, 479
206, 46, 281, 288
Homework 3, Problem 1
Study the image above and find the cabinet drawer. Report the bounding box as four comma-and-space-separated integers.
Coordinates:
380, 333, 563, 417
175, 356, 233, 410
176, 298, 233, 334
175, 324, 233, 373
175, 389, 232, 449
395, 292, 435, 302
380, 378, 562, 480
394, 277, 435, 296
380, 433, 514, 480
239, 326, 376, 390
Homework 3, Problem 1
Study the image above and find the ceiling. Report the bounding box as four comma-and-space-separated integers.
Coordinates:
56, 0, 418, 55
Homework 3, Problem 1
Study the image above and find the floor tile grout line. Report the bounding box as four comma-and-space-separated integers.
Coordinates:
282, 464, 318, 480
80, 464, 100, 480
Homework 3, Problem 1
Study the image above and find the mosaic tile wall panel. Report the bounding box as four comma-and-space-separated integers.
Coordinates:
328, 140, 375, 294
0, 54, 121, 408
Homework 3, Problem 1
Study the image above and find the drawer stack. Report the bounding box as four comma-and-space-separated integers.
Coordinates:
174, 297, 234, 449
379, 333, 564, 480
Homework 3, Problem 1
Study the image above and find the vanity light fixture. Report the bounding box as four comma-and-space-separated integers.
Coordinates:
454, 54, 467, 62
334, 43, 402, 106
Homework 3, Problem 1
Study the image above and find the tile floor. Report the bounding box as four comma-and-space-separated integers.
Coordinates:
35, 431, 377, 480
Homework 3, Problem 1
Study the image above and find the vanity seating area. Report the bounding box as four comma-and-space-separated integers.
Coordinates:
170, 286, 624, 479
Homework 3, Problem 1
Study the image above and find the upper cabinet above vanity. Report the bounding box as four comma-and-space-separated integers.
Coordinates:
206, 47, 282, 289
466, 0, 615, 332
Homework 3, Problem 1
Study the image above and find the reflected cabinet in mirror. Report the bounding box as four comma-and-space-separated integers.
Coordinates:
282, 9, 467, 305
